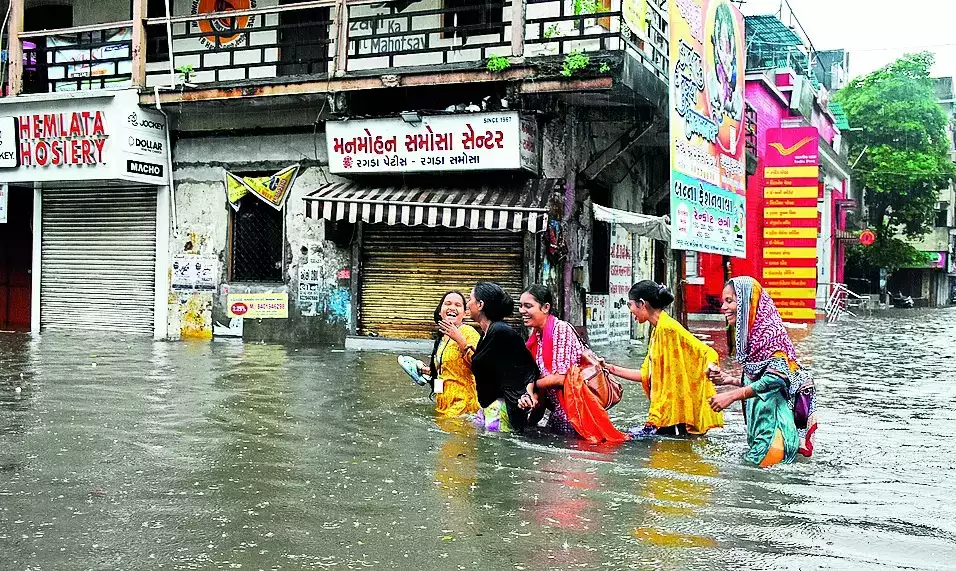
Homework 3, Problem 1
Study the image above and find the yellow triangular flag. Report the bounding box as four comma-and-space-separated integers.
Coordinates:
225, 171, 249, 211
243, 165, 299, 211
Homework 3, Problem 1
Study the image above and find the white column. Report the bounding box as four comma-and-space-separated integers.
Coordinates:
30, 184, 41, 335
154, 185, 170, 340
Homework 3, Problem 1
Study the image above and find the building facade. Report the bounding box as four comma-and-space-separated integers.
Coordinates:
1, 0, 673, 345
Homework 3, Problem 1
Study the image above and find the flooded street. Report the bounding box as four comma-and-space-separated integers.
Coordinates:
2, 309, 955, 570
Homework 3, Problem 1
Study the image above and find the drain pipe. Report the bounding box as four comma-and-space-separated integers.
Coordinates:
155, 85, 178, 232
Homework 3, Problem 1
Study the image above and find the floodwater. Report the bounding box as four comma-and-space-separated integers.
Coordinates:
1, 310, 955, 570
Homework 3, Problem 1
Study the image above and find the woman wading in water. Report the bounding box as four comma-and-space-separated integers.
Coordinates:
417, 291, 481, 418
603, 280, 723, 437
707, 277, 818, 467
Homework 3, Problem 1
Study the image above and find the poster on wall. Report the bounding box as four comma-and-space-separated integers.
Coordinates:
0, 184, 7, 224
609, 224, 633, 342
171, 255, 217, 292
762, 126, 820, 322
585, 294, 610, 346
227, 293, 289, 319
668, 0, 747, 257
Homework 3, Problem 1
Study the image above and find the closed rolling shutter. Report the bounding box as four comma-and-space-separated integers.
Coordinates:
41, 188, 157, 335
361, 225, 524, 339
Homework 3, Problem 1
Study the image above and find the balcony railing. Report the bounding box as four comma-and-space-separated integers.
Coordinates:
6, 0, 670, 96
18, 23, 134, 94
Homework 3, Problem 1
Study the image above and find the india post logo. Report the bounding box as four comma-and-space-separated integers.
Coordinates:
192, 0, 257, 50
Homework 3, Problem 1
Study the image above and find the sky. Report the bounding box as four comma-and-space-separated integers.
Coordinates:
738, 0, 956, 81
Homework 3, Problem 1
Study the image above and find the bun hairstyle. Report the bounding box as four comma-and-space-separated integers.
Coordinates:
628, 280, 675, 310
473, 281, 514, 322
522, 284, 554, 312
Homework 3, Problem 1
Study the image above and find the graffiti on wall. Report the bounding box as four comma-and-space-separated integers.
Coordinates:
297, 263, 351, 326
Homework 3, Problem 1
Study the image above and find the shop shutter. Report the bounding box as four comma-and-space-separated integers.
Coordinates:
41, 188, 157, 335
361, 225, 525, 339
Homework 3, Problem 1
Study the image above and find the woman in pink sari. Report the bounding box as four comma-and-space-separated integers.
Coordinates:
518, 285, 626, 444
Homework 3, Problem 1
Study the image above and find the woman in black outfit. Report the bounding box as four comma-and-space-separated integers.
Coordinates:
467, 282, 539, 432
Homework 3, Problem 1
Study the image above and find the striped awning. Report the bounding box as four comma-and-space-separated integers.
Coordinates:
303, 179, 559, 233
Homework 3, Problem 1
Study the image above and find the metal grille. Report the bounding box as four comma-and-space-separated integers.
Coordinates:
231, 196, 284, 282
360, 225, 524, 339
41, 187, 157, 335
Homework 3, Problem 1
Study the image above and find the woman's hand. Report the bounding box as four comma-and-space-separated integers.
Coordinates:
599, 359, 616, 376
438, 320, 467, 347
707, 364, 737, 387
518, 391, 538, 410
709, 390, 738, 412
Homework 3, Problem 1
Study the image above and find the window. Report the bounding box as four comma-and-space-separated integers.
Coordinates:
278, 0, 331, 76
685, 250, 699, 278
145, 0, 170, 62
442, 0, 503, 39
589, 221, 611, 294
230, 195, 284, 282
935, 205, 949, 228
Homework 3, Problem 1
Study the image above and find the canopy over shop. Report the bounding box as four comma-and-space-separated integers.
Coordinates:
303, 179, 560, 341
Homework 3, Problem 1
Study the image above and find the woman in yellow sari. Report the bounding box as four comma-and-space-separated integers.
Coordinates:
603, 281, 723, 436
418, 291, 481, 417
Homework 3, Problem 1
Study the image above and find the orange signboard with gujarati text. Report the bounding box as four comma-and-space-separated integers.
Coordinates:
762, 126, 821, 323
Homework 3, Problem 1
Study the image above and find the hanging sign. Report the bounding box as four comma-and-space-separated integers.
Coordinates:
859, 229, 876, 246
668, 0, 747, 257
224, 165, 299, 211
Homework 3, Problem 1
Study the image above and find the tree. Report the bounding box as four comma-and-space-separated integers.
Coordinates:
834, 52, 955, 270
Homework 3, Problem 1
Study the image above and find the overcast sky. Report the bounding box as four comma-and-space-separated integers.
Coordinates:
738, 0, 956, 81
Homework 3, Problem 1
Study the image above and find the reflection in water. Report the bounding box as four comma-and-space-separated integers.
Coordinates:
633, 439, 718, 552
1, 310, 956, 569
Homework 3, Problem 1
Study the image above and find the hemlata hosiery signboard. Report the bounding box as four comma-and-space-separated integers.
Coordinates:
668, 0, 747, 257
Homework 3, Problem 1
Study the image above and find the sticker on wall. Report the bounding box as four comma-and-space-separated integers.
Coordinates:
192, 0, 257, 50
227, 293, 289, 319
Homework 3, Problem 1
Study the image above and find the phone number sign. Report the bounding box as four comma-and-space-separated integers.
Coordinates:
227, 293, 289, 319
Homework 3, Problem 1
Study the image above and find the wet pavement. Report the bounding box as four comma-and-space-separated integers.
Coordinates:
1, 309, 955, 570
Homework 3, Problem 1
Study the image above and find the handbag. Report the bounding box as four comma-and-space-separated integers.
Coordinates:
578, 349, 624, 410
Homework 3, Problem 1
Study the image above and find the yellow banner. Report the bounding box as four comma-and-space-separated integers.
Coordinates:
764, 166, 820, 179
764, 247, 818, 259
763, 207, 819, 219
778, 307, 817, 321
766, 287, 817, 299
225, 165, 300, 211
622, 0, 647, 35
763, 267, 817, 279
763, 186, 819, 199
225, 172, 249, 210
764, 227, 817, 239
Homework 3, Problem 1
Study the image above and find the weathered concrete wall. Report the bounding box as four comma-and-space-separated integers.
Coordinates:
167, 130, 352, 344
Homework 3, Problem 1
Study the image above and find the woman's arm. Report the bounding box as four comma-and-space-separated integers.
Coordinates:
604, 363, 642, 383
708, 384, 756, 412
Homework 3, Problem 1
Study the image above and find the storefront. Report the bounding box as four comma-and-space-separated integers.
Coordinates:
306, 111, 553, 344
0, 90, 170, 337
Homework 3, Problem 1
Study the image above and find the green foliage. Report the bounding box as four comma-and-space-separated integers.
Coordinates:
176, 64, 195, 82
835, 52, 955, 270
845, 234, 930, 273
599, 62, 610, 73
486, 55, 511, 73
573, 0, 600, 15
544, 24, 561, 39
835, 53, 955, 238
561, 51, 590, 77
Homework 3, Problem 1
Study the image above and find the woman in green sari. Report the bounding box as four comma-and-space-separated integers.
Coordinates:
707, 277, 818, 467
